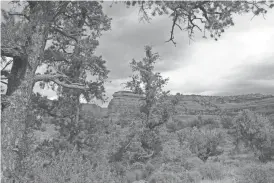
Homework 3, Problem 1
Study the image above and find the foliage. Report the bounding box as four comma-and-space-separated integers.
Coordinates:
150, 93, 180, 130
123, 1, 274, 44
177, 127, 224, 161
125, 45, 169, 125
148, 171, 181, 183
220, 116, 233, 129
183, 156, 204, 171
161, 139, 191, 163
232, 109, 274, 162
30, 150, 118, 183
188, 116, 220, 129
198, 162, 225, 180
2, 2, 111, 98
238, 162, 274, 183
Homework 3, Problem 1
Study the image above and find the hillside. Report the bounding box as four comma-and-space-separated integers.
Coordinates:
106, 91, 274, 122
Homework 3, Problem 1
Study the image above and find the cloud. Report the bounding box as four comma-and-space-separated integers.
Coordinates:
96, 3, 196, 80
95, 5, 274, 105
162, 12, 274, 96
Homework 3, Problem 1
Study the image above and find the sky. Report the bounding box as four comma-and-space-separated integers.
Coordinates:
1, 1, 274, 107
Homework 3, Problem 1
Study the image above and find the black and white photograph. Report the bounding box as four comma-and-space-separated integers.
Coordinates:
1, 1, 274, 183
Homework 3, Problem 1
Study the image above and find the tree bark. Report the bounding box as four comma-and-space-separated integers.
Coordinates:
1, 5, 50, 182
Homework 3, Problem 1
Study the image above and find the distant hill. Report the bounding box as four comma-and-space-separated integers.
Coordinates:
41, 92, 274, 121
107, 91, 274, 122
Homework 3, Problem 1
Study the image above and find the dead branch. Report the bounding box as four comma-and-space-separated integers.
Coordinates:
138, 151, 154, 160
1, 81, 8, 85
166, 9, 179, 46
8, 12, 30, 21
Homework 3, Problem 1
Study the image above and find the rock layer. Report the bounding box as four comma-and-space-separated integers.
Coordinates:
108, 91, 145, 122
107, 91, 274, 122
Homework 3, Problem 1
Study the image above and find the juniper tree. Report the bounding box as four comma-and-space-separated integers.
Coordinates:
125, 45, 169, 126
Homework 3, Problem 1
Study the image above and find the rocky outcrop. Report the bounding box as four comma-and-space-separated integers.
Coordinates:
108, 91, 145, 122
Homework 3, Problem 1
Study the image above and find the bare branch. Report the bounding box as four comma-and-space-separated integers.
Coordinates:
166, 9, 179, 46
188, 14, 202, 33
1, 81, 8, 85
138, 151, 154, 160
34, 74, 89, 90
34, 73, 68, 82
52, 79, 88, 90
8, 12, 29, 21
1, 60, 13, 71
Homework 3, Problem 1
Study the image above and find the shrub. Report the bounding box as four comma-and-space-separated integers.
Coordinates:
184, 157, 204, 170
238, 162, 274, 183
148, 171, 181, 183
161, 139, 191, 163
203, 118, 220, 129
198, 162, 224, 180
220, 116, 233, 129
31, 150, 118, 183
232, 110, 274, 162
187, 116, 220, 129
185, 171, 202, 183
177, 128, 224, 162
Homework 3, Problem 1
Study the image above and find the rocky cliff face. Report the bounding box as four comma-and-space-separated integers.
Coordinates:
107, 91, 274, 122
107, 91, 145, 122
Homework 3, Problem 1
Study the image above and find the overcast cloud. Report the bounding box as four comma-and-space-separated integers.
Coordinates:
1, 1, 274, 107
95, 2, 274, 107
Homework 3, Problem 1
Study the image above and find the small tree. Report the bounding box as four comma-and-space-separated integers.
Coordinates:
125, 45, 169, 126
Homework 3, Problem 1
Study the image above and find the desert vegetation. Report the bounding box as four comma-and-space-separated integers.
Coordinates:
1, 1, 274, 183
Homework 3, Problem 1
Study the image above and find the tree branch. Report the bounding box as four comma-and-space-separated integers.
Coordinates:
53, 2, 70, 20
1, 60, 13, 71
1, 47, 24, 58
51, 27, 78, 42
53, 79, 88, 90
34, 74, 89, 90
166, 8, 181, 46
8, 12, 30, 21
1, 81, 8, 85
138, 151, 154, 160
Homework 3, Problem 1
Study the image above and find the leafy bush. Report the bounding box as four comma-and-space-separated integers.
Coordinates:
220, 116, 233, 129
177, 128, 224, 161
184, 157, 204, 170
238, 162, 274, 183
31, 150, 118, 183
198, 162, 224, 180
232, 110, 274, 162
186, 116, 220, 129
148, 171, 181, 183
161, 139, 191, 163
203, 118, 220, 129
184, 170, 202, 183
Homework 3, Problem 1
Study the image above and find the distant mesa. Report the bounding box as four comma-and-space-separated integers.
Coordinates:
76, 91, 274, 121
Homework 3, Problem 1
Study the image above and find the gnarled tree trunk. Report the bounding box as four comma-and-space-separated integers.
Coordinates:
1, 5, 50, 182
